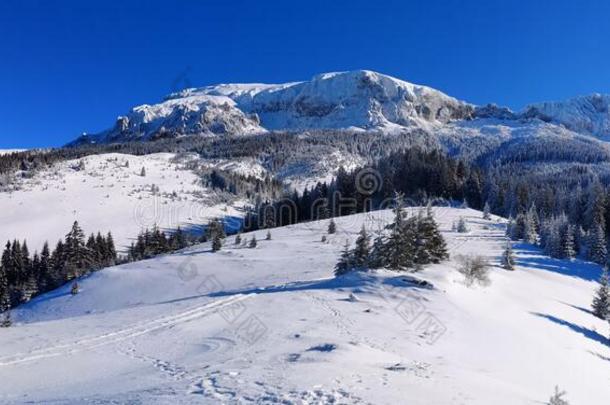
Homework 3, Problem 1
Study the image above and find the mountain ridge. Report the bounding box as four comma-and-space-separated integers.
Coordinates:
69, 70, 610, 146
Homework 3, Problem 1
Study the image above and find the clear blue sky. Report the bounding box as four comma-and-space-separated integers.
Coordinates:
2, 0, 610, 148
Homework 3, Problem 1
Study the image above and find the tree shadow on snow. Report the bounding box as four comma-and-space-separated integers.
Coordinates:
531, 312, 608, 346
514, 243, 601, 282
204, 272, 433, 299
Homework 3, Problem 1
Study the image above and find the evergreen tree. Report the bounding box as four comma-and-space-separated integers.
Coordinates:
592, 267, 610, 320
327, 219, 336, 234
212, 233, 222, 252
234, 233, 242, 245
421, 209, 448, 263
140, 166, 146, 177
265, 230, 272, 240
501, 241, 515, 270
352, 225, 371, 268
334, 240, 354, 276
561, 224, 576, 259
588, 224, 607, 265
249, 236, 257, 248
380, 201, 416, 271
457, 217, 469, 233
483, 201, 491, 220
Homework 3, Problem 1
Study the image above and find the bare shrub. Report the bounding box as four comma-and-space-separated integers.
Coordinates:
456, 255, 491, 287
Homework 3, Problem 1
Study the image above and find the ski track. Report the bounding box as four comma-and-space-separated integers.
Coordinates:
0, 294, 252, 366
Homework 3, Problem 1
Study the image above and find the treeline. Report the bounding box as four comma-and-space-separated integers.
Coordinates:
244, 148, 483, 230
0, 222, 117, 313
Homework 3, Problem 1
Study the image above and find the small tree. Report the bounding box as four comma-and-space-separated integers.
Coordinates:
352, 225, 371, 269
483, 202, 491, 220
212, 234, 222, 252
140, 167, 146, 177
234, 233, 242, 245
592, 266, 610, 320
0, 311, 11, 328
71, 281, 80, 295
547, 386, 569, 405
501, 242, 515, 270
328, 219, 337, 234
265, 230, 272, 240
334, 240, 353, 276
457, 217, 469, 233
321, 235, 327, 243
249, 236, 257, 248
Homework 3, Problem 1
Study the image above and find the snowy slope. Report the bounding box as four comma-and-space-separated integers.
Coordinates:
72, 70, 474, 144
525, 93, 610, 140
1, 208, 607, 404
0, 153, 247, 253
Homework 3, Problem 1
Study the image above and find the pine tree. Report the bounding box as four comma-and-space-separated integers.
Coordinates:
457, 217, 469, 233
421, 209, 448, 263
588, 224, 607, 265
265, 230, 272, 240
334, 240, 354, 276
483, 201, 491, 220
328, 219, 336, 234
353, 225, 371, 268
381, 203, 416, 271
592, 267, 610, 320
506, 216, 514, 238
212, 233, 222, 252
501, 241, 515, 270
523, 211, 538, 244
234, 233, 242, 245
561, 224, 576, 259
249, 236, 257, 248
140, 166, 146, 177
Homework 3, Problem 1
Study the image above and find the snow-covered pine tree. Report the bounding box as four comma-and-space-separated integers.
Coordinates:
456, 217, 469, 233
483, 201, 491, 220
506, 215, 514, 239
0, 270, 11, 326
382, 207, 417, 271
265, 230, 272, 240
249, 235, 257, 248
523, 211, 538, 244
588, 223, 607, 265
327, 219, 336, 234
501, 241, 515, 270
561, 224, 576, 259
140, 166, 146, 177
234, 233, 242, 245
334, 240, 354, 276
592, 266, 610, 320
422, 209, 448, 263
353, 225, 371, 269
368, 233, 385, 269
513, 213, 526, 240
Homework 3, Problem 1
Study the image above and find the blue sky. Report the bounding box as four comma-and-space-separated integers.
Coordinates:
2, 0, 610, 148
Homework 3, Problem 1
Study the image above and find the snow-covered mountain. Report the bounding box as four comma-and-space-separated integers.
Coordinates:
524, 93, 610, 140
72, 70, 474, 144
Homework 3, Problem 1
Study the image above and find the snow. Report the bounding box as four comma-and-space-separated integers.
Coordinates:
525, 93, 610, 140
1, 207, 607, 404
75, 70, 474, 145
0, 153, 247, 253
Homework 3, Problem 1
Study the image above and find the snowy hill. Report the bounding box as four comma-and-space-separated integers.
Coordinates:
0, 208, 607, 404
0, 153, 247, 253
71, 70, 474, 144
